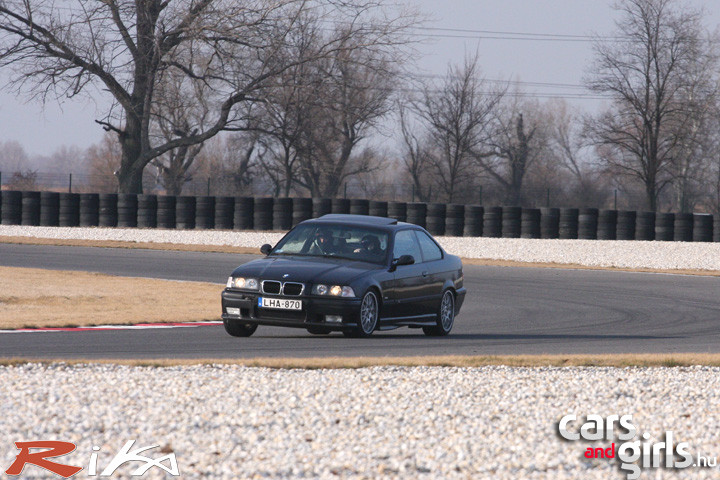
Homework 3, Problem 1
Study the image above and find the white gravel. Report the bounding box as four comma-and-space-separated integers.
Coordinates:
1, 364, 719, 480
2, 225, 720, 271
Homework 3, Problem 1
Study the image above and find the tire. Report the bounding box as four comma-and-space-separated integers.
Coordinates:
423, 290, 455, 336
306, 326, 331, 335
223, 319, 258, 337
347, 290, 379, 337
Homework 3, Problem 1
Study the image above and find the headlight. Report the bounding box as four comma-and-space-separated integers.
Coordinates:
227, 277, 259, 290
312, 284, 355, 297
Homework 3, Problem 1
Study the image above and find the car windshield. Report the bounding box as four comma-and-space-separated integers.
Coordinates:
271, 224, 389, 264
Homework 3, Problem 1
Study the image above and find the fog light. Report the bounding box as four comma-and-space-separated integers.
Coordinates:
325, 315, 342, 323
226, 307, 241, 317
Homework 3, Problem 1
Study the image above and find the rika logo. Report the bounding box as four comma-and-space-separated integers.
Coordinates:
5, 440, 180, 477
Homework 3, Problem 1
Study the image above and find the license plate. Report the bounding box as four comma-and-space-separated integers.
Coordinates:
258, 297, 302, 310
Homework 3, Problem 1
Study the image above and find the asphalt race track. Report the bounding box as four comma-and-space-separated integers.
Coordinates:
1, 243, 720, 358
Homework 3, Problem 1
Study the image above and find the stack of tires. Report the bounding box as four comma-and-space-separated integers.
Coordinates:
253, 198, 273, 230
98, 194, 118, 227
483, 207, 502, 237
1, 191, 22, 225
21, 191, 41, 226
117, 193, 137, 228
214, 197, 234, 230
578, 208, 598, 240
674, 213, 693, 242
79, 193, 99, 227
405, 202, 427, 228
195, 196, 215, 230
292, 198, 313, 226
655, 213, 674, 241
369, 201, 388, 218
273, 198, 293, 230
597, 210, 617, 240
176, 196, 196, 229
635, 212, 655, 241
715, 216, 720, 243
40, 192, 60, 226
233, 197, 253, 230
331, 198, 350, 214
693, 214, 713, 242
559, 208, 578, 239
445, 204, 464, 236
540, 208, 559, 239
137, 194, 157, 228
501, 207, 521, 238
349, 199, 369, 216
521, 208, 541, 239
463, 205, 483, 237
425, 203, 446, 235
616, 211, 636, 240
387, 202, 407, 222
59, 193, 80, 227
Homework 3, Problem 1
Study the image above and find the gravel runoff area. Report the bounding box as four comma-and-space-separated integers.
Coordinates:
3, 225, 720, 271
2, 363, 720, 480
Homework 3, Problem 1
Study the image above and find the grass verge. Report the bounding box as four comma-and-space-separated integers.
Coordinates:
0, 266, 221, 329
2, 235, 720, 276
0, 354, 719, 368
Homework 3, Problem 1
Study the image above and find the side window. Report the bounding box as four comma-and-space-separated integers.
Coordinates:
415, 231, 443, 262
392, 230, 422, 262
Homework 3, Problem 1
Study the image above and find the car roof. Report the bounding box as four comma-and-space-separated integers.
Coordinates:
303, 214, 414, 230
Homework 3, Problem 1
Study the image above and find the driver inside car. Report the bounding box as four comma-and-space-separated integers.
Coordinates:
353, 234, 384, 258
309, 229, 335, 255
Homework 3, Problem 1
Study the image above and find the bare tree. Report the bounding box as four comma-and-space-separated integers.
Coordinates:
584, 0, 716, 211
408, 54, 504, 203
478, 95, 549, 206
0, 0, 415, 193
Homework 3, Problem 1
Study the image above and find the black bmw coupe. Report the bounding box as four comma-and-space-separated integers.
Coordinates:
221, 214, 466, 337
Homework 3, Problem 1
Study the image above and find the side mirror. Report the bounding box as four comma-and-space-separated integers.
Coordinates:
260, 244, 272, 255
390, 254, 415, 271
397, 254, 415, 266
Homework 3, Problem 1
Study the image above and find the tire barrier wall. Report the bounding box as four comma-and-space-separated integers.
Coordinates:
445, 204, 465, 237
617, 211, 636, 241
464, 205, 483, 237
21, 191, 41, 226
137, 194, 157, 229
1, 190, 718, 242
635, 211, 655, 241
425, 203, 446, 236
597, 210, 617, 240
578, 208, 598, 240
540, 208, 559, 239
59, 193, 80, 227
559, 208, 578, 239
483, 206, 502, 237
79, 193, 99, 227
521, 208, 540, 239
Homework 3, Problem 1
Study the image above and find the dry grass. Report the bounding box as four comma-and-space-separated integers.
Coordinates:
1, 354, 720, 368
0, 266, 222, 329
2, 235, 720, 276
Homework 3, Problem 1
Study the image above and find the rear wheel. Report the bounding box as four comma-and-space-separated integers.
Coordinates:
223, 319, 258, 337
423, 290, 454, 336
306, 326, 331, 335
345, 290, 379, 337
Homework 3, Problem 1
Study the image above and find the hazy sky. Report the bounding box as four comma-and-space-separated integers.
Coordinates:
0, 0, 718, 157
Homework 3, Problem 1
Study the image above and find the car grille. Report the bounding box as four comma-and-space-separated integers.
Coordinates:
282, 282, 304, 296
262, 281, 281, 294
261, 280, 304, 296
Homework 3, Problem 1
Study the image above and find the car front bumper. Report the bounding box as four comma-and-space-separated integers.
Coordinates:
221, 289, 362, 330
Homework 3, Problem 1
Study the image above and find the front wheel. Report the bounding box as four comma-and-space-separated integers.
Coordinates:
346, 290, 379, 337
423, 290, 454, 336
223, 319, 258, 337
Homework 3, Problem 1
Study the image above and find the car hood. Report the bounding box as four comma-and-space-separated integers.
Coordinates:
230, 255, 383, 285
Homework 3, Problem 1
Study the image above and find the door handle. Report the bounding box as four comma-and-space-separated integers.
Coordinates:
422, 271, 428, 277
